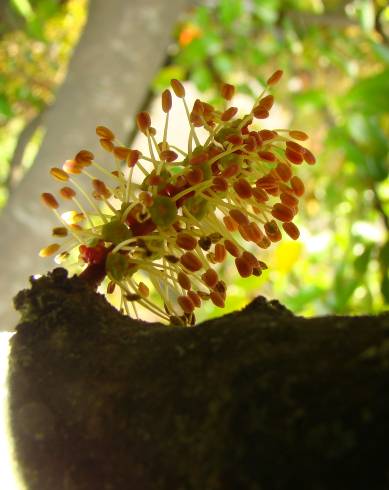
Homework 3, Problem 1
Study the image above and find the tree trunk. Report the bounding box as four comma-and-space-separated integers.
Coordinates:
0, 0, 193, 330
9, 269, 389, 490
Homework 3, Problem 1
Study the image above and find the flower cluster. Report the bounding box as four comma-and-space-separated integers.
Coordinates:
40, 70, 315, 325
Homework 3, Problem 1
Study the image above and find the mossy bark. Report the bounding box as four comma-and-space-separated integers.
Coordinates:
9, 269, 389, 490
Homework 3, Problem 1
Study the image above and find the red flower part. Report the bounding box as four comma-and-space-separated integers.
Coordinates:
79, 242, 107, 265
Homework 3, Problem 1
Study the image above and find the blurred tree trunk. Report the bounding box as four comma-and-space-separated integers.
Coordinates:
0, 0, 194, 331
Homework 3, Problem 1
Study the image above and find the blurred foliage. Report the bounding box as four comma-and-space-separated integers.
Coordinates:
0, 0, 88, 205
0, 0, 387, 319
154, 0, 389, 318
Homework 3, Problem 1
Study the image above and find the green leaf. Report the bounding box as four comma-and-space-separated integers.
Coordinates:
191, 65, 213, 91
0, 95, 13, 118
334, 277, 360, 312
379, 241, 389, 303
194, 6, 211, 29
364, 155, 388, 181
379, 241, 389, 267
285, 285, 326, 312
381, 274, 389, 304
371, 42, 389, 64
218, 0, 243, 27
249, 47, 267, 66
293, 89, 326, 109
26, 16, 45, 40
333, 256, 361, 312
178, 38, 208, 65
212, 53, 233, 75
354, 244, 374, 275
344, 69, 389, 115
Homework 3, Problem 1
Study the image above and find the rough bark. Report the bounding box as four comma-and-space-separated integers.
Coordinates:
9, 269, 389, 490
0, 0, 194, 330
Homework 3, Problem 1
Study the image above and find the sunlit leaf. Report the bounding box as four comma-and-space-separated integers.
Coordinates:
273, 241, 303, 274
10, 0, 33, 19
356, 0, 375, 33
153, 65, 186, 91
253, 0, 279, 24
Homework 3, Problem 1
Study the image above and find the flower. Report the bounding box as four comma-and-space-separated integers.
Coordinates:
40, 70, 315, 326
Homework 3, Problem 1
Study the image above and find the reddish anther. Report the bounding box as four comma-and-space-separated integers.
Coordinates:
235, 256, 253, 277
170, 79, 186, 98
161, 150, 179, 162
304, 148, 316, 165
202, 268, 218, 288
127, 149, 141, 167
178, 295, 195, 314
291, 176, 305, 196
79, 242, 106, 265
180, 252, 203, 272
96, 125, 115, 140
162, 89, 172, 113
280, 192, 299, 207
210, 291, 225, 308
258, 129, 276, 141
176, 233, 198, 250
275, 163, 292, 182
212, 176, 229, 193
233, 178, 253, 199
289, 130, 308, 141
252, 188, 269, 203
60, 187, 76, 200
178, 271, 192, 290
266, 69, 283, 85
220, 83, 235, 101
271, 203, 294, 222
258, 95, 274, 111
283, 222, 300, 240
214, 243, 227, 263
187, 290, 201, 308
221, 107, 238, 121
224, 239, 241, 257
186, 167, 204, 185
253, 107, 269, 119
229, 209, 249, 226
285, 147, 304, 164
264, 220, 282, 242
75, 149, 94, 165
41, 193, 59, 209
258, 151, 276, 162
